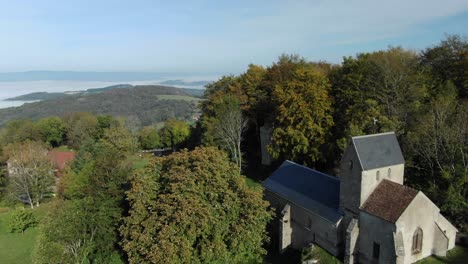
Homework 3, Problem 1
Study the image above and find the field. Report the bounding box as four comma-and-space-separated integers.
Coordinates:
0, 203, 53, 264
156, 94, 202, 102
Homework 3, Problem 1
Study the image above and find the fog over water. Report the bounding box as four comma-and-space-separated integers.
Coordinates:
0, 79, 212, 109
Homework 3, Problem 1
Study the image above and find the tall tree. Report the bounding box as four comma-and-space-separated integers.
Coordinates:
35, 125, 134, 263
120, 147, 272, 264
421, 34, 468, 98
4, 141, 54, 208
212, 96, 248, 172
268, 65, 334, 165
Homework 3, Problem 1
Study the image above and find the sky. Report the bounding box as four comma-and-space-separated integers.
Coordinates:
0, 0, 467, 75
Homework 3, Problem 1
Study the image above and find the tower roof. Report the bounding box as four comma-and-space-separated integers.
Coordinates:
352, 132, 404, 170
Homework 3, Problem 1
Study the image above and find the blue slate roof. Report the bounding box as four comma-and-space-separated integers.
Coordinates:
352, 132, 405, 171
262, 160, 343, 223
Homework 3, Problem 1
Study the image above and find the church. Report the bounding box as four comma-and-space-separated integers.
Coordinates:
262, 132, 458, 264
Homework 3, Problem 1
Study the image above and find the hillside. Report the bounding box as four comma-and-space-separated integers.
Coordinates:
4, 84, 205, 101
0, 85, 201, 127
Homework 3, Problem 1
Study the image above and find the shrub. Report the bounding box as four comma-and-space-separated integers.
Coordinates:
8, 207, 37, 233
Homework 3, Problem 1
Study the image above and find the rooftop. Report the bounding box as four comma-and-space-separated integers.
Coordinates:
352, 132, 405, 170
361, 179, 418, 223
262, 160, 343, 223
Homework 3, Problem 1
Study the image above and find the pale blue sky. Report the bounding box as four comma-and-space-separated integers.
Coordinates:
1, 0, 467, 74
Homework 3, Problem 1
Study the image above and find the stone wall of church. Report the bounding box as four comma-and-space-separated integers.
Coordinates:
396, 192, 455, 264
360, 164, 405, 206
264, 190, 343, 256
358, 211, 397, 264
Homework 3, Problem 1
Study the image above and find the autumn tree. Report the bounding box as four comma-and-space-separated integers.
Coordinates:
120, 147, 272, 264
4, 141, 54, 208
268, 64, 334, 165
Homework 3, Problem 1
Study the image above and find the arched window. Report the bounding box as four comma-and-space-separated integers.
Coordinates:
349, 160, 353, 170
376, 170, 380, 181
412, 228, 423, 254
388, 168, 391, 178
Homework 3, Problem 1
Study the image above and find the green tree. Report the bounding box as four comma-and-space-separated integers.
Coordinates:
405, 82, 467, 230
4, 141, 55, 208
120, 147, 272, 264
421, 34, 468, 98
138, 126, 161, 150
36, 116, 66, 147
159, 119, 190, 149
35, 125, 134, 263
63, 112, 99, 149
7, 207, 37, 233
1, 119, 40, 144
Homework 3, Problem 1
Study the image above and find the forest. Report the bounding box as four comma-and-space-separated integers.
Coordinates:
0, 35, 466, 264
0, 85, 201, 127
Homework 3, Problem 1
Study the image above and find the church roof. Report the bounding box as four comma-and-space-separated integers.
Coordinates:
262, 160, 343, 223
361, 179, 418, 223
352, 132, 404, 170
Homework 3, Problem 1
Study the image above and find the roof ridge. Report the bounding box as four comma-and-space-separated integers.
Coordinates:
351, 131, 395, 140
283, 160, 340, 183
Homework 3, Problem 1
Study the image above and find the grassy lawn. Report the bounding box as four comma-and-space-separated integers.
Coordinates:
157, 95, 201, 102
0, 203, 53, 264
416, 246, 468, 264
245, 177, 262, 190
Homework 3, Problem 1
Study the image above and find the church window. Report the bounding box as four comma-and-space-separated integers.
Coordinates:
388, 168, 391, 178
308, 218, 312, 229
349, 160, 353, 169
412, 228, 423, 254
373, 242, 380, 259
376, 170, 380, 181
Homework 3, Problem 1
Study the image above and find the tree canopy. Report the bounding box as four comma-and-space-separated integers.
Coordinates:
120, 147, 272, 264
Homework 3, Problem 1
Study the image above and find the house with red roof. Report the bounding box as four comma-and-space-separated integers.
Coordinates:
47, 151, 76, 175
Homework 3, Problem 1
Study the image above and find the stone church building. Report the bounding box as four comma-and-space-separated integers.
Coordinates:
263, 132, 457, 264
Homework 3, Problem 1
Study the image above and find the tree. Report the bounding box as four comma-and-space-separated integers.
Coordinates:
159, 119, 190, 149
4, 141, 55, 208
421, 34, 468, 98
405, 82, 467, 229
138, 126, 161, 150
8, 207, 37, 233
212, 96, 248, 172
1, 119, 40, 144
35, 124, 135, 263
268, 65, 334, 165
36, 116, 66, 147
63, 112, 99, 149
120, 147, 272, 264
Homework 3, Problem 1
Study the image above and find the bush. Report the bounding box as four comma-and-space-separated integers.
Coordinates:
8, 207, 37, 233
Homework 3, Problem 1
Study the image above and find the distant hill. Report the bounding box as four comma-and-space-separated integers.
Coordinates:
5, 84, 204, 101
0, 85, 201, 127
159, 80, 210, 87
5, 92, 66, 101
